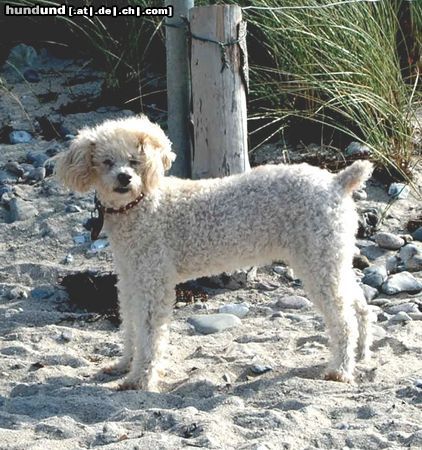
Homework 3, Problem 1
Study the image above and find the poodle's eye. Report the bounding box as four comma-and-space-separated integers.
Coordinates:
129, 159, 141, 167
103, 159, 114, 168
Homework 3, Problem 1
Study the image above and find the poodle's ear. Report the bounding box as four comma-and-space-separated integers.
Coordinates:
54, 133, 96, 192
139, 132, 176, 193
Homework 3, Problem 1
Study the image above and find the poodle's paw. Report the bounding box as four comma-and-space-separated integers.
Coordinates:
117, 377, 160, 392
356, 347, 372, 363
324, 370, 354, 383
103, 359, 131, 375
117, 380, 142, 391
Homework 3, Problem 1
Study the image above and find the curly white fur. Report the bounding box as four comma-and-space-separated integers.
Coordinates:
55, 115, 373, 391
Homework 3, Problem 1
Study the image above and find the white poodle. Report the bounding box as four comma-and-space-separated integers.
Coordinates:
55, 115, 373, 391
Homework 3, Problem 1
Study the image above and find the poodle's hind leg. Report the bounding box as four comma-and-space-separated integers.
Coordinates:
103, 288, 135, 375
119, 283, 174, 391
301, 267, 360, 383
354, 286, 373, 362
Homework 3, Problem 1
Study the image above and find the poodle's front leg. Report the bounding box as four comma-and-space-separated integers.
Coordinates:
103, 287, 134, 375
119, 284, 174, 391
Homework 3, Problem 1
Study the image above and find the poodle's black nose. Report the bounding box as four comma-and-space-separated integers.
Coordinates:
117, 173, 132, 186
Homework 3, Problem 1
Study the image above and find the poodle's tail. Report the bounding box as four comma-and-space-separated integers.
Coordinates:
334, 160, 373, 195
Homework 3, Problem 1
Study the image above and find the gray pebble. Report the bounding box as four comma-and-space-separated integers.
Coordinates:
96, 423, 127, 445
8, 197, 38, 222
65, 204, 82, 213
187, 313, 241, 335
353, 189, 367, 201
26, 166, 46, 182
377, 311, 391, 322
4, 162, 24, 177
414, 379, 422, 389
6, 286, 28, 300
388, 311, 412, 324
409, 312, 422, 320
412, 227, 422, 242
361, 283, 379, 302
64, 254, 74, 264
399, 244, 422, 272
353, 254, 370, 270
26, 150, 48, 168
31, 286, 54, 299
388, 182, 409, 199
0, 185, 12, 199
249, 364, 272, 375
23, 68, 40, 82
276, 295, 311, 310
381, 271, 422, 295
385, 302, 419, 315
9, 130, 32, 144
60, 329, 73, 342
219, 302, 249, 318
73, 234, 89, 244
362, 266, 387, 289
256, 281, 279, 291
273, 265, 286, 275
374, 232, 405, 250
0, 169, 18, 184
89, 239, 109, 253
345, 141, 371, 157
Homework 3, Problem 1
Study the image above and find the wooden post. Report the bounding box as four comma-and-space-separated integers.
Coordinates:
165, 0, 194, 178
189, 4, 250, 179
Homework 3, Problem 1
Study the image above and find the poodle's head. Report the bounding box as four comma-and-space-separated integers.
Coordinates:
54, 116, 175, 207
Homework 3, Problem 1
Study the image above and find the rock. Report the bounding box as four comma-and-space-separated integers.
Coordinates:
353, 189, 367, 201
65, 204, 82, 213
399, 244, 422, 272
0, 170, 17, 184
381, 272, 422, 295
73, 234, 89, 244
361, 283, 379, 302
275, 295, 311, 309
9, 130, 32, 144
388, 182, 409, 199
4, 162, 24, 177
362, 266, 387, 289
7, 286, 29, 299
345, 141, 371, 157
95, 422, 128, 445
0, 185, 12, 199
45, 145, 61, 157
413, 227, 422, 242
64, 254, 74, 264
373, 232, 405, 250
273, 265, 286, 275
26, 150, 48, 168
89, 239, 109, 253
26, 166, 46, 182
358, 208, 380, 238
8, 197, 38, 222
386, 256, 401, 273
201, 268, 256, 290
388, 311, 412, 324
6, 44, 38, 68
385, 302, 419, 315
219, 303, 250, 318
60, 329, 73, 342
353, 254, 370, 270
23, 68, 40, 83
249, 364, 272, 375
31, 286, 55, 299
187, 314, 241, 335
256, 280, 279, 291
